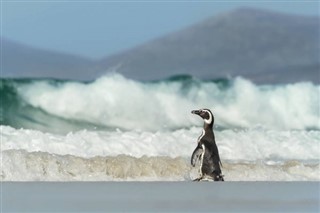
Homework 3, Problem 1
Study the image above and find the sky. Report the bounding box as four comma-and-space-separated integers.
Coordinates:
1, 0, 319, 59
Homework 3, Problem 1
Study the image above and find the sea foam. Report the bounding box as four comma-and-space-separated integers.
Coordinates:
14, 74, 320, 131
2, 126, 319, 161
2, 149, 319, 181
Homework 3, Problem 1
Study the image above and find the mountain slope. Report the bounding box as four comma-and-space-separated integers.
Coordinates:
98, 8, 319, 83
2, 38, 97, 81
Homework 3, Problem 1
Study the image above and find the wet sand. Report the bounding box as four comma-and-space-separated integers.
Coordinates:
2, 181, 319, 212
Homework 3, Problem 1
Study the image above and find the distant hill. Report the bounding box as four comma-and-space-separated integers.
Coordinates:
98, 8, 319, 83
2, 8, 319, 83
2, 38, 97, 81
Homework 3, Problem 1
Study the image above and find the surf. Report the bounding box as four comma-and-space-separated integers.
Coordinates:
2, 126, 319, 162
1, 74, 319, 133
1, 74, 319, 181
2, 149, 319, 181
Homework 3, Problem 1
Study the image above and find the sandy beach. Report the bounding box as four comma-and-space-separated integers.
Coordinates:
2, 181, 319, 213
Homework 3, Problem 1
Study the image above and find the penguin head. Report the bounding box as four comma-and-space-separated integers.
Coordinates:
191, 108, 214, 125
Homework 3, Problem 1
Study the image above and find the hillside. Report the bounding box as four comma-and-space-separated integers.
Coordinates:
98, 8, 319, 83
2, 38, 97, 81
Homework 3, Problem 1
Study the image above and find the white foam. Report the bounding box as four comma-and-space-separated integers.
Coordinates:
16, 74, 320, 131
2, 125, 319, 162
2, 150, 319, 181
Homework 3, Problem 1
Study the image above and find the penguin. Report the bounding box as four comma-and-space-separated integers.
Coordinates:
191, 108, 224, 181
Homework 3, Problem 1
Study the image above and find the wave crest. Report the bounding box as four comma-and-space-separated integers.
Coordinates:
1, 74, 319, 132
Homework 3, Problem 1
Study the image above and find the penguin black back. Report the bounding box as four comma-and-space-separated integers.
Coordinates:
191, 109, 224, 181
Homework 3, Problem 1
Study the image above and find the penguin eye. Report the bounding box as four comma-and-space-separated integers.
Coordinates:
202, 110, 210, 119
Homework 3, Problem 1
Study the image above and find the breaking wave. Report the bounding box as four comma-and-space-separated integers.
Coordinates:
1, 74, 319, 133
1, 74, 319, 181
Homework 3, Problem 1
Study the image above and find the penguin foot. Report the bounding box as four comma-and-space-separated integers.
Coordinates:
193, 176, 214, 182
214, 175, 224, 181
193, 175, 224, 182
192, 177, 202, 181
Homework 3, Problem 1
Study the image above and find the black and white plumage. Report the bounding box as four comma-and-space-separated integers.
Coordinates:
191, 109, 224, 181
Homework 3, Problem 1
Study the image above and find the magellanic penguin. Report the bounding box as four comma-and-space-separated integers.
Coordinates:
191, 109, 224, 181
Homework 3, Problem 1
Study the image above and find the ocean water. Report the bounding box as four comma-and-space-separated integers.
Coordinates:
1, 74, 319, 181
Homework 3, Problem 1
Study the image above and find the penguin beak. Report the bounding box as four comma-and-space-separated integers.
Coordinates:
191, 110, 201, 115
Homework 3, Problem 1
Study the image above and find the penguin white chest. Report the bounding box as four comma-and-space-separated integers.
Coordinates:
199, 144, 206, 175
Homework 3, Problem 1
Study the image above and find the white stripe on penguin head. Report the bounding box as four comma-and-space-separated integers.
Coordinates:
203, 109, 212, 124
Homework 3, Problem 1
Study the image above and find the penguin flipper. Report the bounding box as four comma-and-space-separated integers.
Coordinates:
191, 146, 203, 167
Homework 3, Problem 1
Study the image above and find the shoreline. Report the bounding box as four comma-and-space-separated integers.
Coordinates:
2, 181, 319, 212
